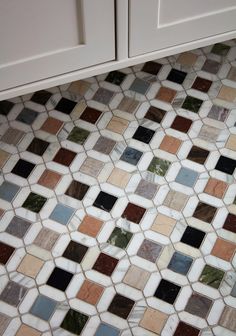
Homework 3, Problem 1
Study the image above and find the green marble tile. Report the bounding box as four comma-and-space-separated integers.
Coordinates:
67, 127, 90, 145
22, 193, 47, 213
148, 157, 171, 176
108, 227, 133, 249
211, 43, 230, 56
182, 96, 203, 113
61, 309, 88, 335
199, 265, 224, 289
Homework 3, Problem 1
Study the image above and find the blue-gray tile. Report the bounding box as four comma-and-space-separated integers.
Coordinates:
0, 181, 20, 202
49, 203, 75, 225
95, 323, 120, 336
175, 167, 198, 187
16, 108, 38, 125
129, 78, 150, 95
30, 294, 57, 321
120, 147, 143, 165
168, 252, 193, 275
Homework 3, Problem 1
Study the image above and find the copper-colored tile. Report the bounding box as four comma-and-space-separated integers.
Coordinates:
177, 52, 198, 66
159, 135, 182, 154
78, 215, 103, 237
122, 203, 146, 224
77, 280, 103, 305
217, 85, 236, 102
156, 87, 177, 103
17, 254, 44, 278
204, 178, 228, 198
226, 134, 236, 151
107, 168, 131, 188
40, 117, 63, 134
118, 96, 140, 113
0, 149, 10, 168
140, 308, 168, 334
38, 169, 61, 189
211, 238, 236, 261
123, 265, 150, 290
171, 116, 193, 133
151, 213, 176, 236
106, 116, 129, 134
16, 324, 41, 336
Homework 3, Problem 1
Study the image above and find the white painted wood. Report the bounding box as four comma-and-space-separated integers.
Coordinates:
116, 0, 129, 60
0, 0, 115, 91
129, 0, 236, 56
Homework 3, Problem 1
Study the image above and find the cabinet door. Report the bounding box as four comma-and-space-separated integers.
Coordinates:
130, 0, 236, 56
0, 0, 115, 91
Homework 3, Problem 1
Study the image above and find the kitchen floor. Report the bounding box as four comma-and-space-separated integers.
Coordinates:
0, 40, 236, 336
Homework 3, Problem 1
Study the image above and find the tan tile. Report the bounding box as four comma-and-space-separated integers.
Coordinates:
0, 313, 10, 335
17, 254, 44, 278
156, 87, 177, 103
0, 149, 10, 168
80, 157, 104, 177
16, 325, 41, 336
69, 80, 91, 96
211, 238, 236, 261
107, 167, 131, 188
106, 116, 129, 134
226, 134, 236, 151
219, 306, 236, 332
40, 117, 63, 134
159, 135, 182, 154
38, 169, 61, 189
34, 228, 59, 251
78, 215, 103, 237
204, 178, 228, 198
163, 190, 188, 211
140, 308, 168, 334
77, 279, 103, 305
0, 208, 4, 218
177, 52, 198, 66
123, 265, 150, 290
118, 96, 140, 113
217, 85, 236, 102
151, 213, 176, 236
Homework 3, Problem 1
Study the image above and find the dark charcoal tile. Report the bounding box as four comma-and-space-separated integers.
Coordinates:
93, 136, 116, 155
30, 294, 57, 321
95, 323, 120, 336
80, 107, 102, 124
53, 148, 77, 166
187, 145, 209, 164
154, 279, 181, 304
67, 127, 90, 145
182, 96, 203, 113
0, 181, 20, 202
0, 100, 14, 116
120, 147, 143, 165
132, 126, 155, 144
181, 226, 205, 248
137, 239, 162, 262
31, 90, 52, 105
63, 241, 88, 263
223, 213, 236, 233
208, 105, 229, 122
0, 281, 27, 307
193, 202, 217, 223
55, 98, 77, 114
47, 267, 73, 291
202, 59, 221, 74
199, 265, 224, 289
11, 159, 35, 178
65, 181, 89, 201
16, 108, 38, 125
122, 203, 145, 224
185, 293, 212, 318
167, 69, 187, 84
93, 253, 118, 276
168, 252, 193, 275
108, 294, 134, 319
107, 227, 133, 249
142, 61, 162, 75
93, 88, 114, 105
129, 78, 150, 95
27, 138, 49, 156
61, 309, 88, 335
145, 106, 166, 123
171, 116, 193, 133
192, 77, 212, 93
93, 191, 117, 212
6, 216, 31, 238
174, 321, 200, 336
105, 71, 126, 85
22, 192, 47, 213
0, 242, 15, 265
211, 43, 230, 56
215, 156, 236, 175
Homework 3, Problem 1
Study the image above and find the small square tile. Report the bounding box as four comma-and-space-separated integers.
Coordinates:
182, 95, 203, 113
0, 314, 10, 334
175, 167, 198, 187
171, 116, 193, 133
151, 213, 176, 236
204, 178, 228, 198
122, 203, 146, 224
0, 281, 27, 307
199, 265, 224, 289
69, 80, 91, 96
202, 59, 221, 74
108, 227, 133, 249
78, 215, 103, 237
47, 267, 73, 291
105, 70, 126, 85
16, 108, 38, 125
185, 293, 212, 318
168, 252, 193, 275
22, 193, 47, 213
61, 309, 88, 335
1, 127, 25, 145
156, 87, 177, 103
55, 97, 76, 114
163, 190, 188, 211
12, 159, 35, 178
215, 155, 236, 175
30, 295, 57, 321
154, 279, 181, 304
31, 90, 52, 105
132, 126, 155, 144
217, 85, 236, 102
108, 294, 134, 319
95, 323, 120, 336
226, 134, 236, 151
231, 282, 236, 297
193, 202, 217, 223
93, 253, 118, 276
118, 96, 139, 113
0, 209, 4, 218
211, 238, 236, 261
77, 280, 103, 305
148, 157, 171, 176
16, 324, 41, 336
0, 100, 14, 116
0, 149, 10, 168
208, 105, 229, 122
219, 306, 236, 332
167, 68, 187, 84
129, 78, 150, 95
177, 52, 198, 66
34, 228, 59, 251
67, 126, 90, 145
80, 157, 104, 177
49, 203, 74, 225
142, 61, 162, 75
123, 265, 150, 290
93, 191, 117, 212
107, 168, 131, 188
181, 226, 205, 248
63, 241, 88, 263
187, 145, 209, 164
140, 308, 168, 334
40, 117, 63, 134
53, 148, 77, 166
0, 181, 20, 202
145, 105, 166, 123
227, 66, 236, 81
211, 43, 230, 56
65, 180, 89, 200
93, 87, 114, 104
6, 216, 31, 238
120, 147, 143, 165
137, 239, 162, 262
173, 321, 200, 336
192, 77, 212, 93
80, 106, 102, 124
159, 135, 182, 154
106, 116, 129, 134
27, 138, 49, 156
0, 242, 15, 264
199, 125, 219, 143
38, 169, 61, 189
223, 213, 236, 233
93, 136, 116, 155
135, 179, 158, 200
17, 254, 44, 278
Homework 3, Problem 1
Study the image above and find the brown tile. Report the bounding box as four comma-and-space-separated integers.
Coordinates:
77, 280, 104, 305
93, 136, 116, 155
185, 293, 212, 318
159, 135, 182, 154
80, 106, 102, 124
53, 148, 77, 166
227, 66, 236, 81
140, 308, 168, 334
0, 208, 4, 218
108, 294, 134, 319
217, 85, 236, 102
151, 213, 176, 236
40, 117, 63, 134
0, 242, 15, 265
187, 145, 209, 164
145, 106, 166, 124
118, 96, 140, 114
38, 169, 61, 189
1, 127, 25, 145
223, 213, 236, 233
174, 321, 200, 336
123, 265, 150, 290
78, 215, 103, 237
107, 168, 131, 188
106, 116, 128, 134
0, 313, 11, 335
171, 116, 193, 133
69, 80, 91, 96
204, 178, 228, 198
202, 59, 221, 74
226, 134, 236, 151
65, 180, 89, 200
219, 306, 236, 332
177, 52, 198, 66
192, 77, 212, 93
193, 202, 217, 223
0, 149, 10, 168
16, 325, 41, 336
92, 253, 118, 276
79, 157, 104, 177
122, 203, 146, 224
156, 87, 177, 103
163, 190, 188, 211
33, 228, 59, 251
142, 61, 162, 75
17, 254, 44, 278
211, 238, 236, 261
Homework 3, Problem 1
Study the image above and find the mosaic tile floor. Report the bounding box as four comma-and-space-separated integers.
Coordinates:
0, 40, 236, 336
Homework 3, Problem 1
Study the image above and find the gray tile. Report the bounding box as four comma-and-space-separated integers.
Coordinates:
0, 281, 27, 307
16, 108, 39, 125
208, 105, 229, 122
34, 228, 59, 251
93, 88, 114, 105
137, 239, 162, 262
135, 179, 157, 199
6, 216, 31, 238
49, 203, 75, 225
93, 136, 116, 155
0, 313, 11, 334
30, 294, 57, 321
175, 167, 198, 187
231, 281, 236, 297
0, 181, 20, 202
129, 78, 150, 95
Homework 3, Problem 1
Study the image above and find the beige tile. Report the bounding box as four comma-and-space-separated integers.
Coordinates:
107, 167, 131, 188
69, 80, 91, 96
164, 190, 188, 211
33, 228, 59, 251
0, 149, 10, 168
226, 134, 236, 151
177, 52, 198, 66
123, 265, 150, 290
16, 325, 41, 336
106, 116, 129, 134
80, 157, 104, 177
118, 96, 139, 113
219, 306, 236, 332
217, 85, 236, 102
151, 213, 176, 236
140, 308, 168, 334
17, 254, 44, 278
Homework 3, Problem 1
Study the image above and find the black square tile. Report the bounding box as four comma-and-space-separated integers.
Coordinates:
93, 253, 118, 276
167, 69, 187, 84
105, 71, 126, 85
182, 96, 203, 113
142, 61, 162, 75
61, 309, 88, 335
181, 226, 205, 248
65, 181, 89, 200
16, 108, 39, 125
63, 241, 88, 263
0, 242, 15, 265
47, 267, 73, 291
108, 294, 134, 319
187, 146, 209, 164
93, 191, 117, 212
22, 192, 47, 213
145, 106, 166, 123
154, 279, 181, 304
11, 159, 35, 178
55, 98, 77, 114
0, 100, 14, 116
132, 126, 155, 144
31, 90, 52, 105
27, 138, 49, 156
215, 156, 236, 175
120, 147, 143, 165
